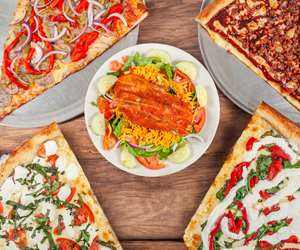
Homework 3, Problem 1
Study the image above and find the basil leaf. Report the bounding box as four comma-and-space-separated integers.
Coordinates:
216, 181, 228, 201
256, 155, 272, 180
234, 186, 248, 201
284, 163, 300, 169
97, 240, 117, 250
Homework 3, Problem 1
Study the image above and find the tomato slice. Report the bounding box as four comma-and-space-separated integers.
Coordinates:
103, 123, 117, 150
57, 238, 80, 250
6, 228, 27, 248
48, 154, 59, 166
136, 156, 165, 170
193, 107, 206, 133
73, 202, 95, 226
89, 236, 99, 250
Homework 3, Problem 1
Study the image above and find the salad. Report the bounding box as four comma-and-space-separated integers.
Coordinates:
89, 49, 208, 170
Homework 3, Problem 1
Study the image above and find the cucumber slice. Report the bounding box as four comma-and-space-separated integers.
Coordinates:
121, 148, 137, 169
96, 75, 118, 95
176, 61, 197, 81
196, 85, 208, 107
146, 49, 171, 64
90, 113, 105, 136
168, 144, 191, 164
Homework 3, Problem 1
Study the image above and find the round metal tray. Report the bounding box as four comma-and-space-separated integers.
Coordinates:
0, 0, 140, 128
198, 0, 299, 123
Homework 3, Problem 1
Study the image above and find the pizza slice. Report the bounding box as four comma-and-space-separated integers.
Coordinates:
184, 102, 300, 250
0, 123, 122, 249
196, 0, 300, 111
0, 0, 148, 118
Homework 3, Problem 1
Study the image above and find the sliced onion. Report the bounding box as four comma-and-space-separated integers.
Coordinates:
127, 141, 152, 151
172, 143, 178, 152
112, 140, 121, 151
93, 21, 112, 34
68, 0, 80, 16
94, 9, 106, 21
32, 16, 39, 33
88, 0, 104, 10
87, 3, 94, 27
11, 10, 26, 25
184, 134, 205, 143
70, 22, 88, 43
32, 0, 54, 8
10, 57, 31, 86
103, 94, 112, 101
31, 42, 43, 64
14, 23, 32, 52
35, 50, 68, 70
107, 13, 128, 27
38, 27, 68, 42
63, 0, 76, 23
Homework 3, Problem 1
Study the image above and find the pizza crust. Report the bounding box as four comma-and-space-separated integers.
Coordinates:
0, 123, 123, 249
183, 102, 300, 250
196, 1, 300, 112
0, 0, 148, 118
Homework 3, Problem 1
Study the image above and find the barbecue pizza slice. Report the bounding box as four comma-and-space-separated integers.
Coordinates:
196, 0, 300, 111
0, 123, 122, 249
0, 0, 148, 119
184, 102, 300, 250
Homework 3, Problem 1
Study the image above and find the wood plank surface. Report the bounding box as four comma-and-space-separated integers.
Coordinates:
0, 0, 251, 249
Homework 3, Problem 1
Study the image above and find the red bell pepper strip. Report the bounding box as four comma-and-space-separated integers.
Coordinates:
209, 216, 224, 250
249, 175, 259, 188
224, 162, 250, 196
3, 32, 29, 90
270, 145, 290, 160
50, 0, 64, 10
109, 3, 124, 15
267, 159, 283, 181
236, 201, 249, 233
246, 137, 257, 151
24, 48, 43, 75
75, 0, 89, 13
71, 31, 99, 62
49, 14, 67, 22
258, 240, 273, 249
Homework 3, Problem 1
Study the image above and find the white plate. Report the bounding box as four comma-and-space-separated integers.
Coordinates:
84, 43, 220, 177
0, 0, 140, 128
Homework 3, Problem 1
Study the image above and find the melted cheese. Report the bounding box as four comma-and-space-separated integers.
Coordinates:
65, 163, 79, 181
57, 185, 71, 201
44, 140, 58, 156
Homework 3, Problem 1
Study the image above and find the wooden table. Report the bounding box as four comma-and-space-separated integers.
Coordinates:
0, 1, 251, 249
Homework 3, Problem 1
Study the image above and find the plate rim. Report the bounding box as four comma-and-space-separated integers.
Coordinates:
84, 42, 221, 177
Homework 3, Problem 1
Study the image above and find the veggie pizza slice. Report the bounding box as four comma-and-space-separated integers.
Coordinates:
196, 0, 300, 111
184, 102, 300, 250
0, 0, 148, 118
0, 123, 122, 249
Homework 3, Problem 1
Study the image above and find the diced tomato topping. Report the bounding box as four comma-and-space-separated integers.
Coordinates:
244, 232, 258, 245
285, 218, 293, 224
57, 238, 80, 250
6, 228, 27, 248
89, 236, 99, 250
246, 137, 257, 151
267, 159, 282, 181
249, 176, 259, 188
226, 210, 242, 234
269, 145, 290, 160
258, 240, 273, 249
54, 222, 66, 235
73, 202, 95, 226
48, 154, 59, 166
37, 144, 46, 158
288, 195, 295, 201
259, 190, 270, 200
